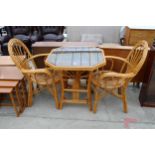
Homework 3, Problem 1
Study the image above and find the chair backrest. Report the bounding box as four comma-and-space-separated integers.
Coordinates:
8, 38, 52, 86
8, 38, 36, 70
40, 26, 64, 35
121, 40, 148, 76
10, 26, 31, 36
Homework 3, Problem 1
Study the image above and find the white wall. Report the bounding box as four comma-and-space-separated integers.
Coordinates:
66, 26, 121, 43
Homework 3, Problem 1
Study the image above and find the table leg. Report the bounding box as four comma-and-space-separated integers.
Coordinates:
87, 72, 92, 111
72, 72, 81, 100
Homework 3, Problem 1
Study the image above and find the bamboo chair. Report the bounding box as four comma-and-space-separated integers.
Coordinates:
92, 40, 149, 113
8, 38, 60, 108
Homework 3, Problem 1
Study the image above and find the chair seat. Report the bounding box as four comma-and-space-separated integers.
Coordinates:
14, 35, 30, 43
32, 72, 61, 85
43, 34, 64, 41
92, 71, 125, 89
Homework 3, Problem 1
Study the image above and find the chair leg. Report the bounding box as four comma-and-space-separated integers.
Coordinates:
9, 92, 20, 117
59, 78, 65, 110
20, 80, 27, 108
88, 90, 92, 111
47, 84, 59, 109
87, 73, 92, 111
93, 90, 99, 113
15, 86, 23, 113
121, 86, 128, 113
28, 80, 33, 107
52, 85, 59, 109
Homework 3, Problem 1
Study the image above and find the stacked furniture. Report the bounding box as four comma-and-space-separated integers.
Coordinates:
0, 26, 65, 55
0, 56, 27, 117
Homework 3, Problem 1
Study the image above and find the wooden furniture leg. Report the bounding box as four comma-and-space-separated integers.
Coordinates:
52, 82, 59, 109
28, 80, 33, 107
93, 88, 99, 113
72, 72, 81, 100
59, 75, 65, 109
15, 86, 23, 113
20, 80, 27, 107
121, 86, 128, 113
9, 92, 20, 117
87, 72, 92, 111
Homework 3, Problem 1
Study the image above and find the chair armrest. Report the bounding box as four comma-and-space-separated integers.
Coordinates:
105, 55, 134, 71
21, 68, 51, 76
21, 54, 49, 71
100, 71, 135, 79
27, 54, 49, 61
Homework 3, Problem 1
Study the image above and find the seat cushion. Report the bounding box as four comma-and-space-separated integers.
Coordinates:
14, 35, 30, 42
11, 26, 30, 35
41, 26, 60, 35
57, 35, 64, 41
43, 34, 60, 41
31, 71, 61, 85
92, 71, 125, 89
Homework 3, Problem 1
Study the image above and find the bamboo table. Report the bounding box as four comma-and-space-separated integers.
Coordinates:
45, 47, 106, 110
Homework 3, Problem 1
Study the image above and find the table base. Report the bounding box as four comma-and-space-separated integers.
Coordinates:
59, 71, 92, 110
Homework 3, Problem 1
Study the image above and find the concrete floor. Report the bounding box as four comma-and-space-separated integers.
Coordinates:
0, 85, 155, 129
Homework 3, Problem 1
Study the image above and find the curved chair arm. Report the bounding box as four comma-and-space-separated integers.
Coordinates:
27, 53, 49, 61
22, 53, 49, 69
100, 71, 135, 79
105, 55, 134, 71
21, 68, 51, 76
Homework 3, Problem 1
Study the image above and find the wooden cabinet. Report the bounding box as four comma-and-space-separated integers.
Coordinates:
124, 26, 155, 46
139, 46, 155, 106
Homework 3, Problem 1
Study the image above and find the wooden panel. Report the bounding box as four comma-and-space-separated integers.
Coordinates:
124, 27, 155, 46
0, 81, 18, 87
32, 41, 98, 48
0, 66, 23, 80
139, 47, 155, 106
0, 87, 13, 93
0, 56, 15, 66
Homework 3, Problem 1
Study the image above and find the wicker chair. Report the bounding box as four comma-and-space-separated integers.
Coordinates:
92, 40, 149, 113
8, 38, 60, 108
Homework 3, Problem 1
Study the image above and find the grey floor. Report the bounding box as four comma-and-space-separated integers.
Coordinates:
0, 85, 155, 129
